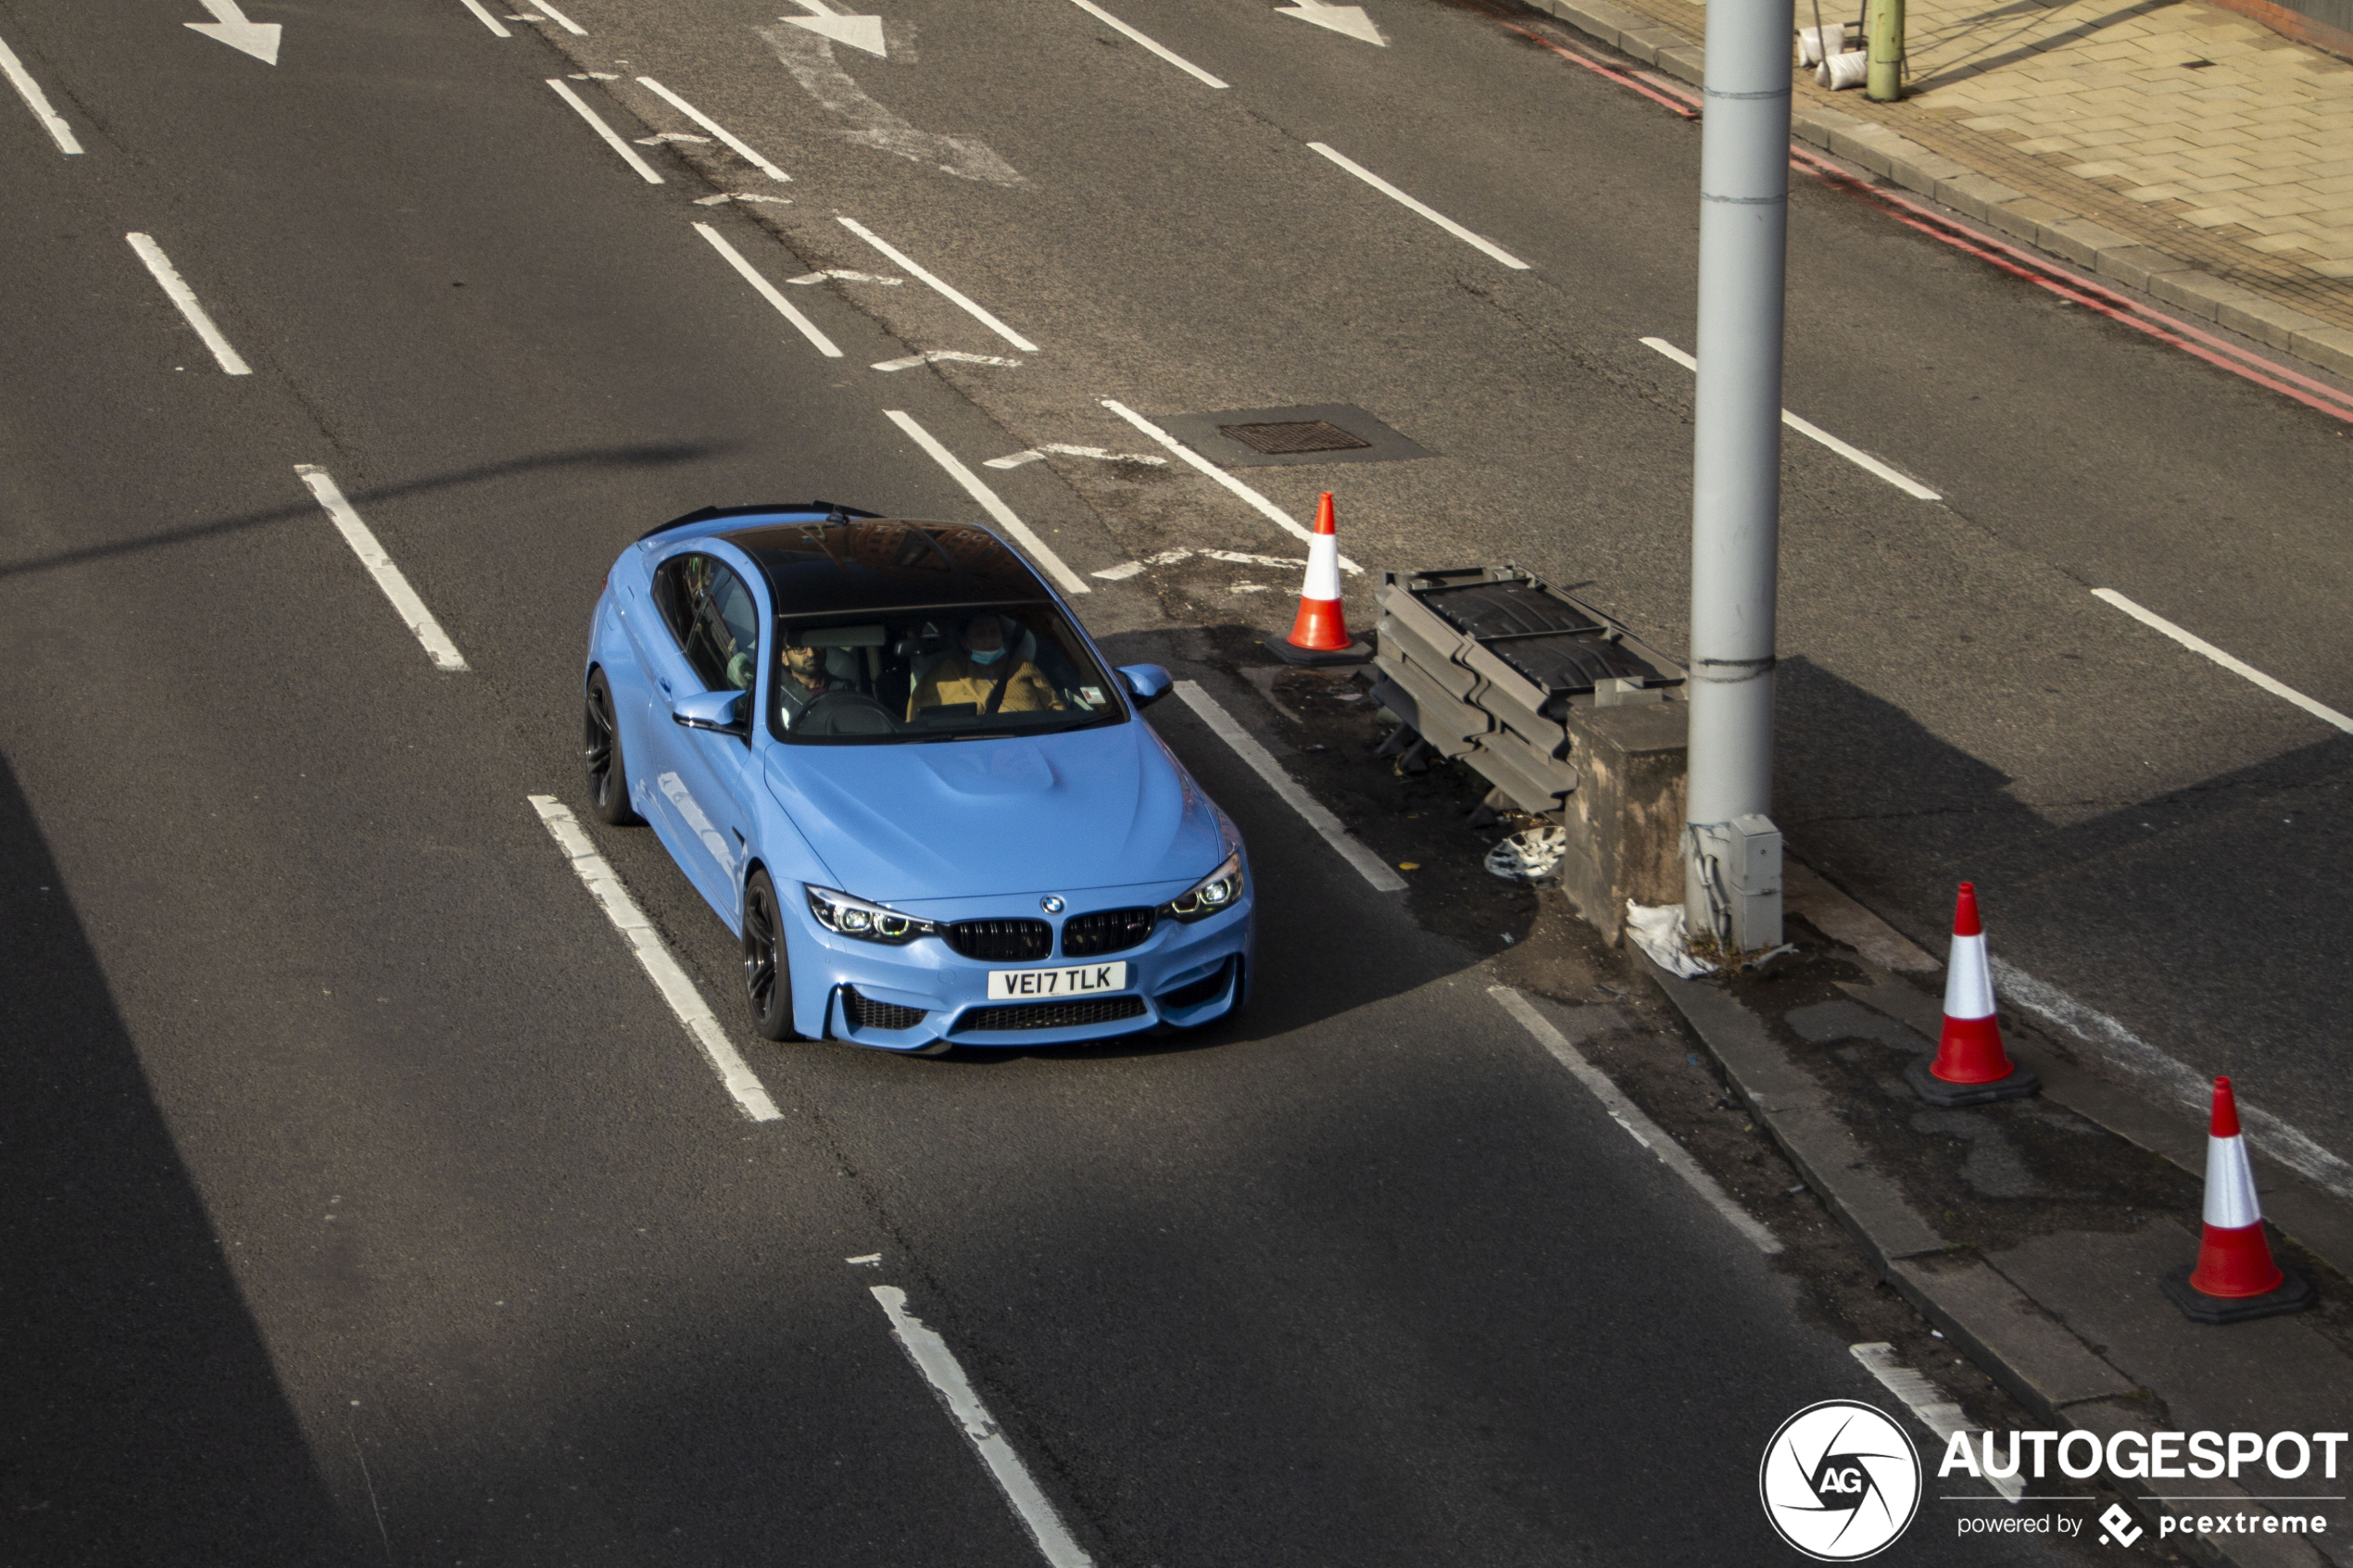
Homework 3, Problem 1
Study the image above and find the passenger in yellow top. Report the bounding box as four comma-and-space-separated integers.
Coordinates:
908, 615, 1064, 720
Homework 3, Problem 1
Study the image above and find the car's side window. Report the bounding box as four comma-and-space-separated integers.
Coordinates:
656, 554, 761, 694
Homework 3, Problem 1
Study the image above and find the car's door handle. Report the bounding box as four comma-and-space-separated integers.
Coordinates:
658, 678, 673, 697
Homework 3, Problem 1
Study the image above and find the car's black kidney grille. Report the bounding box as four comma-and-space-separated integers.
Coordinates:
841, 987, 926, 1032
959, 996, 1148, 1033
945, 919, 1052, 961
1061, 907, 1156, 958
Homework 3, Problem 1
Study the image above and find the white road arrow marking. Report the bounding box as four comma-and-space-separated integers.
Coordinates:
1275, 0, 1384, 45
873, 350, 1021, 371
781, 0, 887, 58
184, 0, 281, 63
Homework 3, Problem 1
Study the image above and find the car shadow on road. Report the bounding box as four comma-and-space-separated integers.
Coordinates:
0, 751, 350, 1562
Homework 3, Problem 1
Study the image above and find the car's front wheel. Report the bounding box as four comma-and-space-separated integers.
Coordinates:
742, 870, 799, 1041
585, 669, 640, 826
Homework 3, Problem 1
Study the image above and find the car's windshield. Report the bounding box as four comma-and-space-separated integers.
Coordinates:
768, 602, 1129, 744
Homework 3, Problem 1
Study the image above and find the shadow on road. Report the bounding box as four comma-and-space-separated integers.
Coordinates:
0, 751, 347, 1562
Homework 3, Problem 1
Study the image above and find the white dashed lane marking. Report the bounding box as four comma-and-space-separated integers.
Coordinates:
1100, 400, 1362, 572
1058, 0, 1227, 88
125, 232, 250, 374
1174, 681, 1404, 891
1308, 142, 1529, 270
527, 796, 783, 1123
837, 216, 1038, 354
0, 30, 81, 153
1489, 985, 1782, 1256
546, 78, 663, 183
884, 410, 1090, 596
296, 466, 469, 671
1640, 336, 1942, 500
868, 1286, 1096, 1567
695, 221, 844, 358
2092, 589, 2352, 735
636, 76, 793, 182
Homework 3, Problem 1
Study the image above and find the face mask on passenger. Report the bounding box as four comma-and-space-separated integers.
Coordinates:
971, 646, 1005, 666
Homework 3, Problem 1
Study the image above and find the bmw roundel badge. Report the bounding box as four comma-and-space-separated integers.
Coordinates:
1040, 896, 1065, 914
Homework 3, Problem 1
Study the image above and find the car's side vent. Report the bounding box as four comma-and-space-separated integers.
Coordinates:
1155, 958, 1237, 1011
1061, 907, 1157, 958
945, 918, 1052, 962
842, 987, 926, 1032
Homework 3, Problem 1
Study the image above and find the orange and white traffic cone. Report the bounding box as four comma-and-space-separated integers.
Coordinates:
2162, 1077, 2313, 1323
1905, 882, 2039, 1107
1265, 493, 1369, 667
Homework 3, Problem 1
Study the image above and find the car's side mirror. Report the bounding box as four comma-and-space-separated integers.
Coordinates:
673, 689, 749, 736
1116, 664, 1174, 709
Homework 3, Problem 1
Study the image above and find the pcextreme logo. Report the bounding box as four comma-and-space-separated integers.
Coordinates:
1761, 1401, 1923, 1561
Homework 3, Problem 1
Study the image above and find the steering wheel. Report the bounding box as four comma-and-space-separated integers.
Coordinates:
799, 691, 897, 737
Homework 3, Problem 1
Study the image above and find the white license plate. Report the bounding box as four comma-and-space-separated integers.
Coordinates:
987, 961, 1127, 1001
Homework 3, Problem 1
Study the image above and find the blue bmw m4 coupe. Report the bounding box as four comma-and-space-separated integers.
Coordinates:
581, 504, 1253, 1052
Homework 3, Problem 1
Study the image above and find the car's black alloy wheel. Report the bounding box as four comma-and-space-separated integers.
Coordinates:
743, 871, 799, 1041
585, 670, 640, 826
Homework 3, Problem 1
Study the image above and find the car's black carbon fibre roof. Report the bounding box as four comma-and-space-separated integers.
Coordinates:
720, 519, 1051, 615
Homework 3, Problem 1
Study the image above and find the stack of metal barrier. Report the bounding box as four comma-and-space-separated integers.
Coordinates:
1368, 565, 1685, 816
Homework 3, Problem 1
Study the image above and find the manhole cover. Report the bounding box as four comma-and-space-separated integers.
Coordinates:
1217, 420, 1373, 455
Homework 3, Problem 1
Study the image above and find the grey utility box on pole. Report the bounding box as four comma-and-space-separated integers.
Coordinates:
1683, 0, 1797, 955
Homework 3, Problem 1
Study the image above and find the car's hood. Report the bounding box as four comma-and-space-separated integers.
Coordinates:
763, 721, 1227, 902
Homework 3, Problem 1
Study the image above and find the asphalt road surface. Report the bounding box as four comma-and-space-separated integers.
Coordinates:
0, 0, 2335, 1560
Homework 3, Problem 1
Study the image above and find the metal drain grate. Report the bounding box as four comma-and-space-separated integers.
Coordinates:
1217, 420, 1372, 455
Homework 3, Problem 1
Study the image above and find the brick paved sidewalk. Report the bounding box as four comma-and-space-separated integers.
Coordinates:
1524, 0, 2353, 372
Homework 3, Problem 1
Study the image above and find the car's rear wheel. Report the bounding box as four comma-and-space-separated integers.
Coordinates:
743, 870, 799, 1041
585, 669, 639, 826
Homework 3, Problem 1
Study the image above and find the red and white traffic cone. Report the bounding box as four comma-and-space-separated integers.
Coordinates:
1265, 493, 1369, 667
2161, 1077, 2313, 1323
1906, 882, 2039, 1107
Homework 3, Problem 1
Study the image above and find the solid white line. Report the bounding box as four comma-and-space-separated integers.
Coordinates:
533, 0, 586, 32
636, 77, 791, 182
2091, 588, 2352, 734
1173, 681, 1405, 891
1639, 337, 1942, 500
1850, 1343, 2021, 1504
1058, 0, 1227, 88
1308, 143, 1529, 270
1989, 956, 2353, 1202
694, 222, 844, 358
125, 233, 250, 375
528, 797, 783, 1122
0, 32, 82, 154
546, 78, 664, 182
458, 0, 511, 35
884, 411, 1090, 596
869, 1286, 1095, 1567
1099, 400, 1363, 573
1488, 985, 1783, 1255
837, 217, 1038, 353
295, 467, 469, 671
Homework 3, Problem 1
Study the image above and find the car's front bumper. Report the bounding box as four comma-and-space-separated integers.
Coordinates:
788, 882, 1253, 1049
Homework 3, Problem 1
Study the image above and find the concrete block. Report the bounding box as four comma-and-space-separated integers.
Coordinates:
1555, 701, 1687, 941
2288, 322, 2353, 378
2214, 292, 2324, 350
1890, 1253, 2139, 1411
1614, 25, 1684, 65
2036, 215, 2139, 269
1526, 0, 1623, 51
2094, 243, 2197, 291
1934, 172, 2027, 222
1985, 195, 2070, 245
2147, 266, 2263, 320
1652, 44, 1706, 86
1882, 148, 1973, 198
1827, 122, 1904, 178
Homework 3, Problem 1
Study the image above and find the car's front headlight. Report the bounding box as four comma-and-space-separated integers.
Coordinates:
1161, 850, 1245, 923
805, 884, 939, 945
